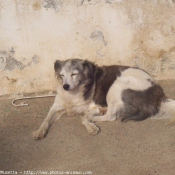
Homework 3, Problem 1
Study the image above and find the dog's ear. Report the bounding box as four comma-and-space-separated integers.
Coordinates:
54, 60, 63, 73
83, 60, 96, 79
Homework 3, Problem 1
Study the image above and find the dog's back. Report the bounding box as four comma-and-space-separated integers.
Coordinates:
93, 65, 168, 122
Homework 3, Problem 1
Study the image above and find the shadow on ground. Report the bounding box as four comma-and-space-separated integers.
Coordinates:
0, 80, 175, 175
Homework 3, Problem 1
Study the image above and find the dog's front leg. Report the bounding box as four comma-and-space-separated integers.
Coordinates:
82, 103, 102, 135
32, 104, 65, 140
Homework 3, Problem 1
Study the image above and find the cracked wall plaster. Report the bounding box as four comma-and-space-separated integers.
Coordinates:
90, 30, 107, 46
43, 0, 63, 12
0, 48, 39, 71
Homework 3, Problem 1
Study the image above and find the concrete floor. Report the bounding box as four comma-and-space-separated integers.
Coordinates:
0, 80, 175, 175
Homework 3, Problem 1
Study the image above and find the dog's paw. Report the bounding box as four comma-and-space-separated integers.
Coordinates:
87, 123, 100, 135
32, 129, 46, 140
99, 107, 108, 115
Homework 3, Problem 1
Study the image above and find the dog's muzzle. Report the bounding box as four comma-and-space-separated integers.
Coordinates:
63, 84, 70, 91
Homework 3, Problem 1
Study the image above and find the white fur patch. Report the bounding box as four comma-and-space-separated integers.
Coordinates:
152, 99, 175, 120
55, 84, 91, 114
118, 68, 153, 91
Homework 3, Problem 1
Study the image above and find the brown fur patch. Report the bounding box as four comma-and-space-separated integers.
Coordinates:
93, 65, 129, 106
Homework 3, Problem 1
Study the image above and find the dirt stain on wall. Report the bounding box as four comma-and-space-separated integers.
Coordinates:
33, 2, 42, 11
43, 0, 63, 12
90, 30, 107, 46
0, 48, 39, 71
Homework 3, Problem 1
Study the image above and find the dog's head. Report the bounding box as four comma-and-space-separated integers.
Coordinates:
54, 59, 96, 91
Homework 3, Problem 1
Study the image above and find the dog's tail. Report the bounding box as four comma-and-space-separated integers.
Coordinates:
154, 99, 175, 124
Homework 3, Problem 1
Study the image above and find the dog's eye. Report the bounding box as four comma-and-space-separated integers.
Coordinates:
60, 74, 64, 77
71, 73, 78, 77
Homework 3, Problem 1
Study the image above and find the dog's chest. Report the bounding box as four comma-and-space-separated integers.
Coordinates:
57, 86, 90, 114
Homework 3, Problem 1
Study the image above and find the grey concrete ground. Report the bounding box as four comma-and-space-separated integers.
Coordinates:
0, 80, 175, 175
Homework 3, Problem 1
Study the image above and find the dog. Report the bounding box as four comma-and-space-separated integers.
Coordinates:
33, 58, 175, 140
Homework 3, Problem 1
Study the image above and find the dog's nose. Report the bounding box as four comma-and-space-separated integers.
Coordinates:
63, 84, 70, 90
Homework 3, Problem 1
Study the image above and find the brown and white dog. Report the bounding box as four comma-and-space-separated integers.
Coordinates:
33, 58, 175, 140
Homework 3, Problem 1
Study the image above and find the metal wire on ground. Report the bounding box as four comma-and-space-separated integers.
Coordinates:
12, 95, 56, 107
